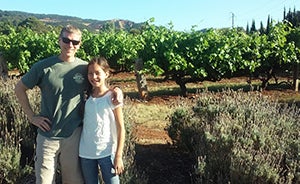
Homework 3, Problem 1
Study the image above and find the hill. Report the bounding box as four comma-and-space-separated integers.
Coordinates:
0, 9, 144, 32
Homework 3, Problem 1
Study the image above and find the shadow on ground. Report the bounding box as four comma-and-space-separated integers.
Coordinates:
134, 143, 194, 184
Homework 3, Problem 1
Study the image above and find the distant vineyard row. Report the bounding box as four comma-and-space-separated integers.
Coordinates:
0, 20, 299, 95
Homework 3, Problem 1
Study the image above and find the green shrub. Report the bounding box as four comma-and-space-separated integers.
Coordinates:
119, 97, 148, 184
168, 89, 300, 184
0, 144, 33, 184
0, 78, 35, 184
0, 77, 142, 183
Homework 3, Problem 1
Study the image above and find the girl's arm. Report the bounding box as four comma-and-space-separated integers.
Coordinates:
113, 106, 125, 175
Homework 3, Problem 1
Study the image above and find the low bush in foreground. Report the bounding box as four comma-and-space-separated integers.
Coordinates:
168, 89, 300, 184
0, 78, 35, 184
0, 78, 142, 184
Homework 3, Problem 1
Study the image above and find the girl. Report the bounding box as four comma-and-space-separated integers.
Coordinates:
79, 56, 125, 184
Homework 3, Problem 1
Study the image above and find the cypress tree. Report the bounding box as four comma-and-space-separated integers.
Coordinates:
259, 21, 265, 34
250, 19, 256, 33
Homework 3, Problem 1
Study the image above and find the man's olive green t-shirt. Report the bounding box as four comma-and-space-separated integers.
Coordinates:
22, 56, 88, 139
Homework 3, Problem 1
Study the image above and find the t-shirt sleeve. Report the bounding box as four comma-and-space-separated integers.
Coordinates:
21, 63, 42, 89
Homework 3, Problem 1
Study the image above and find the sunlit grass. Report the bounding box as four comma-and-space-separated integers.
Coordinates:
127, 102, 174, 129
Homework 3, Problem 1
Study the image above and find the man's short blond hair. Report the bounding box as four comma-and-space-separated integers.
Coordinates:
59, 25, 82, 39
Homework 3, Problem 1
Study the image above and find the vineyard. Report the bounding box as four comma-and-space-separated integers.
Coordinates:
0, 19, 300, 95
0, 15, 300, 183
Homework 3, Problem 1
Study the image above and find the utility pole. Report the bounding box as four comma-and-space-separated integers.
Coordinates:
231, 12, 235, 28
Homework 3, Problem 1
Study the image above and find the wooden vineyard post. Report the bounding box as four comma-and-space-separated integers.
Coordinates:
293, 63, 299, 92
135, 59, 148, 100
0, 52, 8, 78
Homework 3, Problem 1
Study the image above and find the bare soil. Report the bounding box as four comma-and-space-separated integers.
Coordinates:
110, 72, 300, 184
111, 72, 196, 183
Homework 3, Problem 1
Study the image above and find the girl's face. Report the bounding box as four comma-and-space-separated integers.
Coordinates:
87, 63, 108, 88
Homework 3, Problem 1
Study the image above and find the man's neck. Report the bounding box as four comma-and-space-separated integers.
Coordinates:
59, 54, 76, 62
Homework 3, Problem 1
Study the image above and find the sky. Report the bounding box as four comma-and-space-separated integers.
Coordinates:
1, 0, 299, 31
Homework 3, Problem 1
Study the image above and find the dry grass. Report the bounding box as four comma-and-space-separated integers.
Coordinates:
128, 103, 172, 129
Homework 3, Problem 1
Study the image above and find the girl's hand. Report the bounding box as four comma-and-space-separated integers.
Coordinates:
114, 156, 124, 175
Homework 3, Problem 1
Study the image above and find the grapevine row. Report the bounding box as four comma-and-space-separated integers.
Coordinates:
0, 20, 299, 95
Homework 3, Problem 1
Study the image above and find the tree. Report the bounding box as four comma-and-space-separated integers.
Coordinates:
284, 8, 300, 27
259, 21, 265, 34
17, 17, 50, 33
246, 23, 250, 34
266, 15, 271, 34
250, 20, 257, 33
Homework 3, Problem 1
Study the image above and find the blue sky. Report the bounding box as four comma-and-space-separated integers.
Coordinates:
1, 0, 299, 31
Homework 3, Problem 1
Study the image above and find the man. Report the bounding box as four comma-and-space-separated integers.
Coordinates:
15, 25, 122, 184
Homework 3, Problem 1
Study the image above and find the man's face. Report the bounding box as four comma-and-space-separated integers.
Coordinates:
59, 32, 81, 58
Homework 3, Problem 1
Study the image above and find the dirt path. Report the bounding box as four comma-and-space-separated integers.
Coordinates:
134, 125, 194, 184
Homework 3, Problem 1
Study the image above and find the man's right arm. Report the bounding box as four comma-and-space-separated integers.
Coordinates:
14, 80, 35, 122
14, 80, 51, 131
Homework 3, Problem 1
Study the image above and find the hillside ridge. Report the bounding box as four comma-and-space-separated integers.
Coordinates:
0, 9, 144, 32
